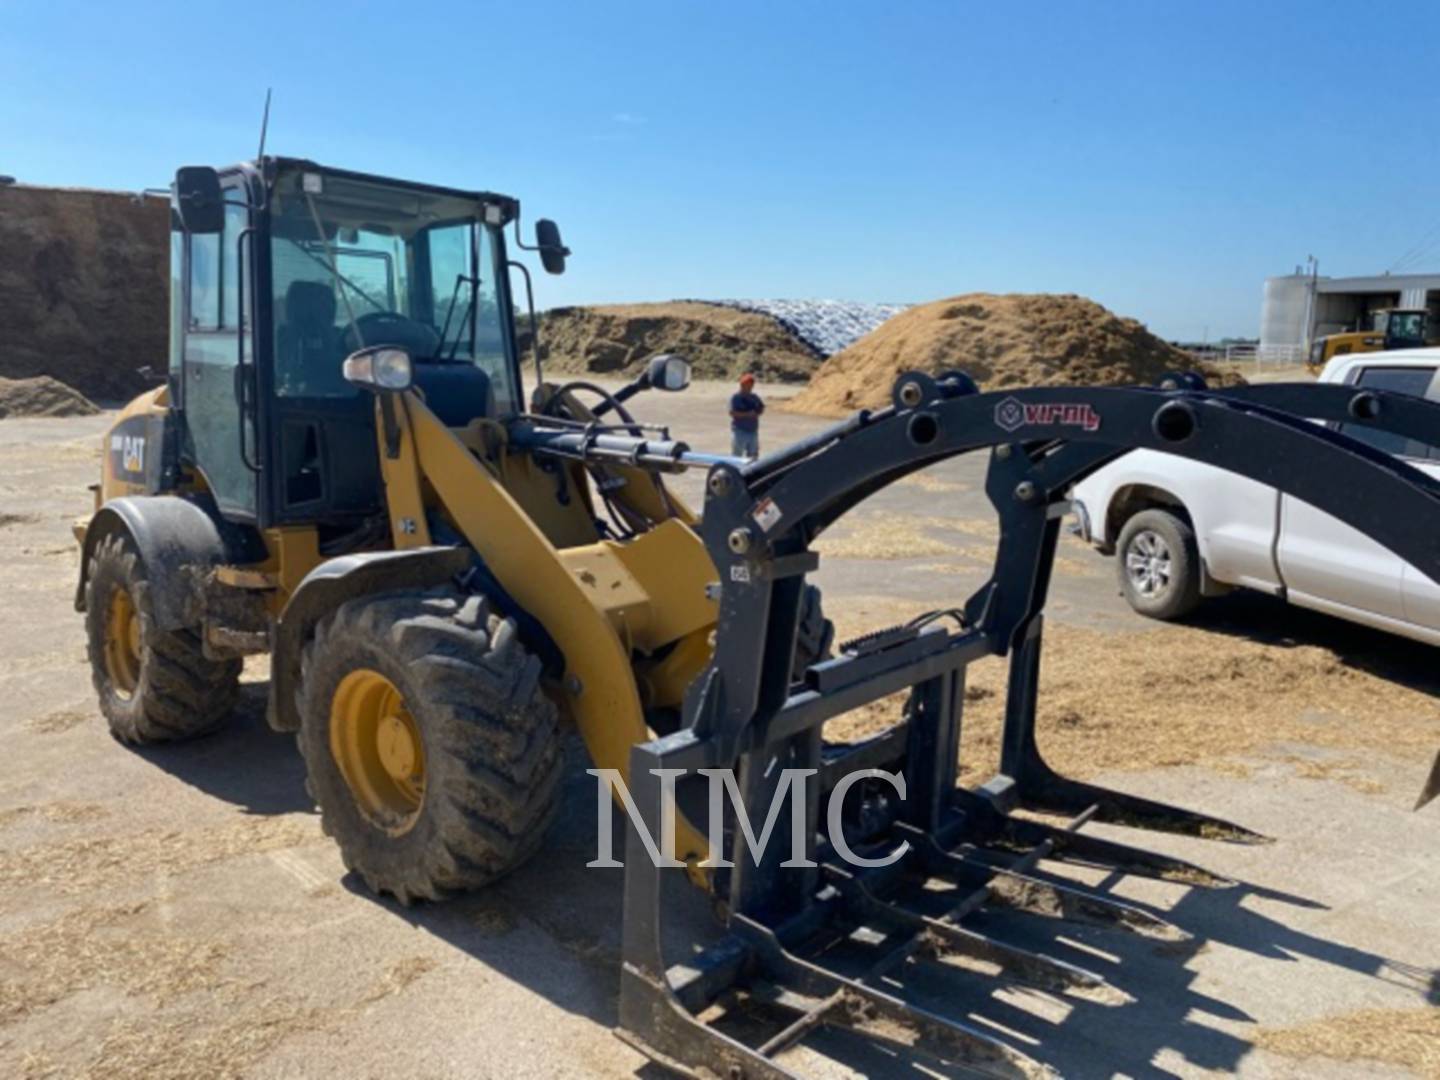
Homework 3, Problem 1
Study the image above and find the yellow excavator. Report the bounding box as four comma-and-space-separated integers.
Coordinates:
74, 157, 1440, 1078
1308, 306, 1429, 370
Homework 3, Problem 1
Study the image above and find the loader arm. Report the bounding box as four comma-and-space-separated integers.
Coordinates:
371, 389, 719, 883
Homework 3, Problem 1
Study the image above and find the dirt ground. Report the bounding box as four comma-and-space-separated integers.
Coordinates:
0, 379, 1437, 1079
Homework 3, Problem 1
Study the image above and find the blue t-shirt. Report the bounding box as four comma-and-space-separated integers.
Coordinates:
730, 391, 765, 432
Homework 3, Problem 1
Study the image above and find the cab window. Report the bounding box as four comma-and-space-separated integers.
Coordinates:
1338, 366, 1438, 459
188, 233, 220, 331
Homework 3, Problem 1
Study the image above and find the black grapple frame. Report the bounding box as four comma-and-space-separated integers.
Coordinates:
613, 372, 1440, 1079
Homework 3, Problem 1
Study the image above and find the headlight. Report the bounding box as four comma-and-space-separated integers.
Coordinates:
342, 346, 413, 391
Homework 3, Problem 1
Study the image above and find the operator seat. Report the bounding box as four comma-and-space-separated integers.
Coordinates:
278, 281, 345, 396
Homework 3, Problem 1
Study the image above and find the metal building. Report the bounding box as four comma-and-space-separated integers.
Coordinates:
1260, 271, 1440, 361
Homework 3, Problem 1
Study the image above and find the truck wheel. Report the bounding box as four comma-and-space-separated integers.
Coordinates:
1115, 509, 1202, 621
84, 532, 241, 744
296, 589, 561, 904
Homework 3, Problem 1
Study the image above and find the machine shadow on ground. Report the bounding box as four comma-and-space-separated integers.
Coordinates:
129, 680, 313, 815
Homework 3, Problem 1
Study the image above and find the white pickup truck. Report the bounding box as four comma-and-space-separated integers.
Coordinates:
1070, 349, 1440, 645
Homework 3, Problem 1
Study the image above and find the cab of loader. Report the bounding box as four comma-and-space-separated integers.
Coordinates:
164, 158, 559, 532
1376, 306, 1427, 348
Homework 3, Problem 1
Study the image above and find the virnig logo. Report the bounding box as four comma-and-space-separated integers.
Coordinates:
994, 397, 1101, 433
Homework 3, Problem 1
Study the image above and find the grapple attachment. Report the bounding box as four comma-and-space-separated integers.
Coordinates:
616, 373, 1440, 1077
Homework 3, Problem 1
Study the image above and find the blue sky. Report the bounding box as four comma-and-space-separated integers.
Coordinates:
5, 0, 1438, 340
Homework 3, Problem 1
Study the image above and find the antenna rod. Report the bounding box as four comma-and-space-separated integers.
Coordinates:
257, 88, 273, 160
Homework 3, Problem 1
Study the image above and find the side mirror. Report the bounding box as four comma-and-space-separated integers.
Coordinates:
645, 353, 691, 392
592, 352, 692, 419
342, 345, 414, 392
535, 218, 569, 275
174, 166, 224, 234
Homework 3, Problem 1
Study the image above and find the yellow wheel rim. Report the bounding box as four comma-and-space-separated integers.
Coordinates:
329, 669, 426, 834
103, 587, 142, 698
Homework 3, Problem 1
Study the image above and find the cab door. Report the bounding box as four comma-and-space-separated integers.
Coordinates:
1275, 363, 1437, 622
1400, 457, 1440, 631
180, 179, 257, 519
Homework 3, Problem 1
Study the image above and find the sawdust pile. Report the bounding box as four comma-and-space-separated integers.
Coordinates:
0, 186, 169, 400
1255, 1007, 1440, 1078
530, 302, 822, 383
789, 293, 1227, 417
0, 375, 98, 419
826, 600, 1440, 787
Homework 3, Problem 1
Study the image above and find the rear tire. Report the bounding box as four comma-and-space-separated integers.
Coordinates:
297, 589, 561, 904
1115, 509, 1201, 621
84, 531, 241, 744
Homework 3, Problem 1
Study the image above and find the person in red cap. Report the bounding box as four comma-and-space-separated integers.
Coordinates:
729, 372, 765, 459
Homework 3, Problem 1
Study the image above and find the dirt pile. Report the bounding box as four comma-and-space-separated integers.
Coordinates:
530, 302, 822, 383
0, 186, 170, 402
0, 375, 98, 418
789, 293, 1218, 416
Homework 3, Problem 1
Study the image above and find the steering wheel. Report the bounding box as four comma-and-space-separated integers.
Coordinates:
342, 311, 442, 359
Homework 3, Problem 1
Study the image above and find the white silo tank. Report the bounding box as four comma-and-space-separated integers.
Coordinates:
1260, 275, 1312, 350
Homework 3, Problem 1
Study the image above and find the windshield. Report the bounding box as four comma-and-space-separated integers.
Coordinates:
269, 168, 520, 413
1386, 311, 1426, 343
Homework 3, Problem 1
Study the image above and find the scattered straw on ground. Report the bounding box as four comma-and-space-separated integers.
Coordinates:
815, 516, 959, 560
895, 472, 971, 495
81, 952, 438, 1080
1255, 1006, 1440, 1078
0, 802, 107, 829
912, 546, 1098, 578
0, 814, 320, 896
360, 956, 439, 1003
787, 293, 1237, 417
826, 598, 1440, 788
0, 902, 226, 1024
76, 1000, 333, 1080
25, 709, 87, 734
3, 901, 442, 1079
1280, 754, 1387, 795
950, 517, 999, 540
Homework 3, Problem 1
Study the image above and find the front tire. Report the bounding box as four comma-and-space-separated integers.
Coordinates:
84, 531, 241, 744
1115, 509, 1201, 621
297, 589, 561, 904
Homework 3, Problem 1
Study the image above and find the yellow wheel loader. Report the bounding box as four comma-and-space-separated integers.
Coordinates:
77, 159, 1440, 1077
76, 158, 784, 899
1308, 306, 1428, 370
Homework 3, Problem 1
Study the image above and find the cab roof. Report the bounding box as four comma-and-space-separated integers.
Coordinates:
224, 156, 520, 222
